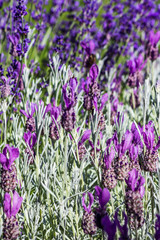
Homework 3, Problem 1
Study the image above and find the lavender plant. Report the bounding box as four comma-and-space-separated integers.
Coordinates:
1, 0, 160, 239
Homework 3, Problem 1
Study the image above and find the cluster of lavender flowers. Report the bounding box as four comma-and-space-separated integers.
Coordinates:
1, 0, 160, 239
0, 145, 23, 239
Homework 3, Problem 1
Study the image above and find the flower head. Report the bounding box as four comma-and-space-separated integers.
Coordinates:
81, 39, 95, 55
4, 191, 23, 218
23, 131, 37, 149
62, 77, 78, 109
125, 169, 145, 198
0, 145, 19, 171
78, 129, 91, 147
82, 192, 94, 213
95, 186, 110, 209
20, 101, 37, 118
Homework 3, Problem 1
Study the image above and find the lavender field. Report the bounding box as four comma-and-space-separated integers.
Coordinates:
1, 0, 160, 239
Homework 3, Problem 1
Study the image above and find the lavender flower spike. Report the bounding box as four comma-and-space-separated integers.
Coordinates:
82, 192, 94, 213
1, 76, 11, 98
81, 39, 96, 68
4, 191, 23, 218
142, 121, 160, 172
0, 145, 19, 192
24, 131, 37, 164
0, 144, 19, 171
82, 192, 97, 235
20, 101, 37, 132
3, 191, 23, 240
147, 30, 160, 61
78, 130, 91, 161
125, 169, 145, 229
61, 79, 77, 132
102, 146, 117, 190
48, 100, 61, 141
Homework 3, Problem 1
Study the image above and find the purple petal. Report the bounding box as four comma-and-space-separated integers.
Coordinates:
2, 145, 19, 170
0, 153, 7, 164
93, 96, 98, 111
95, 185, 102, 199
81, 41, 87, 50
30, 133, 37, 148
122, 131, 133, 154
154, 136, 160, 151
45, 103, 52, 115
31, 103, 37, 117
79, 130, 91, 146
82, 192, 94, 213
88, 40, 95, 54
129, 144, 139, 160
20, 109, 29, 118
128, 59, 136, 73
99, 93, 108, 111
142, 132, 149, 148
115, 211, 129, 239
62, 83, 71, 108
104, 147, 115, 169
139, 186, 145, 198
23, 132, 31, 144
10, 147, 19, 162
89, 64, 99, 80
11, 191, 23, 216
3, 193, 11, 218
125, 169, 138, 191
99, 188, 110, 209
137, 176, 145, 188
69, 77, 78, 92
101, 215, 116, 240
109, 147, 115, 163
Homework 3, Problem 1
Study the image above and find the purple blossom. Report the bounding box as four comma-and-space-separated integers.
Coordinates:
81, 39, 95, 55
142, 121, 160, 153
155, 215, 160, 240
82, 192, 94, 213
62, 77, 78, 109
46, 100, 61, 123
23, 131, 37, 149
125, 169, 145, 198
78, 129, 91, 147
104, 146, 115, 169
94, 93, 108, 111
149, 30, 160, 47
115, 211, 130, 240
101, 215, 116, 240
20, 101, 37, 118
114, 130, 133, 158
89, 64, 99, 80
95, 186, 110, 209
4, 191, 23, 218
8, 34, 20, 57
131, 122, 143, 148
128, 54, 145, 75
1, 76, 11, 85
129, 144, 139, 161
0, 145, 19, 171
